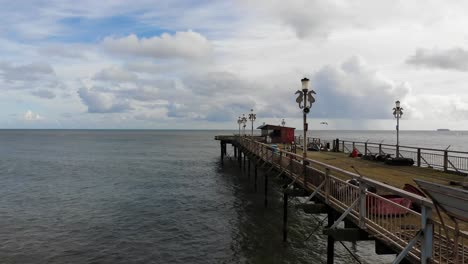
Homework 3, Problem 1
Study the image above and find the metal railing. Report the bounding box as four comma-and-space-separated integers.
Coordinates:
240, 137, 468, 264
294, 136, 468, 174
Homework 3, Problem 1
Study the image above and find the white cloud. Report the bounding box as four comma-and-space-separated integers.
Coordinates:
102, 31, 213, 60
407, 94, 468, 121
23, 110, 43, 121
311, 56, 411, 119
93, 66, 139, 83
31, 89, 56, 99
242, 0, 461, 38
0, 62, 54, 82
406, 47, 468, 71
78, 86, 133, 113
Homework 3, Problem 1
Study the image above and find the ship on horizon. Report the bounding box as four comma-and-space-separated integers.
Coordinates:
436, 128, 450, 131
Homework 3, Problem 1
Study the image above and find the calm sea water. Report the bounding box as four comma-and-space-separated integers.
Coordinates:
0, 130, 466, 264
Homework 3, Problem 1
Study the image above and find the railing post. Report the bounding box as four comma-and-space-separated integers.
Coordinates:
379, 144, 382, 155
420, 205, 433, 264
342, 140, 344, 153
325, 168, 330, 204
279, 151, 283, 169
417, 148, 421, 167
364, 142, 368, 155
352, 141, 355, 151
359, 183, 367, 229
443, 150, 448, 172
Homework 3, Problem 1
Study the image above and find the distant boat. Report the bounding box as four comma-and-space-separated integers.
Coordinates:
437, 128, 450, 131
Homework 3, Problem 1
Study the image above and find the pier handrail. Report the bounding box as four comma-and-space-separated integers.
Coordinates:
239, 137, 468, 264
295, 136, 468, 174
256, 138, 434, 207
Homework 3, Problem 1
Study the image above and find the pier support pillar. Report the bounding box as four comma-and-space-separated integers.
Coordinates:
254, 164, 258, 192
220, 142, 224, 165
248, 157, 251, 179
234, 146, 237, 158
238, 149, 242, 168
243, 154, 246, 172
283, 191, 288, 242
264, 173, 268, 208
327, 208, 335, 264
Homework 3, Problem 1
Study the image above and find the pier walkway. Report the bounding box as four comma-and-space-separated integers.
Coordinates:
215, 135, 467, 264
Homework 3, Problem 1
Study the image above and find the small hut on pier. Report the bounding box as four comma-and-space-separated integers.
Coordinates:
257, 124, 295, 144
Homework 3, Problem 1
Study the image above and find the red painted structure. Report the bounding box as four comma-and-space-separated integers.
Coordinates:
257, 124, 296, 144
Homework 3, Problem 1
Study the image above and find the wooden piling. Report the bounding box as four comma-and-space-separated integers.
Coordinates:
243, 154, 246, 172
264, 172, 268, 208
220, 142, 224, 164
327, 208, 335, 264
254, 163, 258, 192
283, 191, 288, 242
248, 157, 251, 178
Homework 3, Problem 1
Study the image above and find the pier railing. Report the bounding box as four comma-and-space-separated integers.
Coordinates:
294, 136, 468, 174
240, 137, 468, 264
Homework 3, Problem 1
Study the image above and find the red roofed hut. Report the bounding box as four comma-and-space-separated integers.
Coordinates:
257, 124, 295, 144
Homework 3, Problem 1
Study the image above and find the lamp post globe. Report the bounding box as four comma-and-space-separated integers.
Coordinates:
301, 77, 309, 91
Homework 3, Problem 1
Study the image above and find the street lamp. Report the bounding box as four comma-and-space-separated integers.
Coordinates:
237, 116, 242, 136
393, 100, 403, 157
241, 114, 247, 136
295, 77, 316, 182
249, 109, 256, 137
295, 78, 316, 155
281, 119, 286, 127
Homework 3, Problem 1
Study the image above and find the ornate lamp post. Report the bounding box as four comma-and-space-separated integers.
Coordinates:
241, 114, 247, 136
281, 119, 286, 127
393, 100, 403, 157
295, 78, 316, 182
237, 116, 242, 136
295, 78, 316, 156
249, 109, 256, 137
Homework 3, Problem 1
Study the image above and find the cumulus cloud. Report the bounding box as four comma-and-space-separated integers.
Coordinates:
38, 44, 86, 58
244, 1, 452, 38
78, 87, 132, 113
23, 110, 43, 121
311, 56, 410, 119
102, 31, 212, 60
0, 62, 54, 82
31, 89, 56, 99
408, 94, 468, 121
93, 67, 139, 83
183, 71, 252, 96
406, 47, 468, 71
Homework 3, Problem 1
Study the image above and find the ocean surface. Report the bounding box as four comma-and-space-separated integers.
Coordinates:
0, 130, 466, 264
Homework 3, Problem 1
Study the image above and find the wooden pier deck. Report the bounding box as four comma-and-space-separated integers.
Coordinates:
215, 135, 468, 264
301, 150, 465, 189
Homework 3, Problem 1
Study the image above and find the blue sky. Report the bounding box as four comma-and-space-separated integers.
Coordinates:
1, 0, 468, 129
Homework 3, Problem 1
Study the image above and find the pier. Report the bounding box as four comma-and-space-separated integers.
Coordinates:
215, 135, 468, 264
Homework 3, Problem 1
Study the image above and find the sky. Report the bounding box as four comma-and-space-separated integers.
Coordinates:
1, 0, 468, 130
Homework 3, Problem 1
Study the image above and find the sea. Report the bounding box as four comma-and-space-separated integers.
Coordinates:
0, 129, 466, 264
